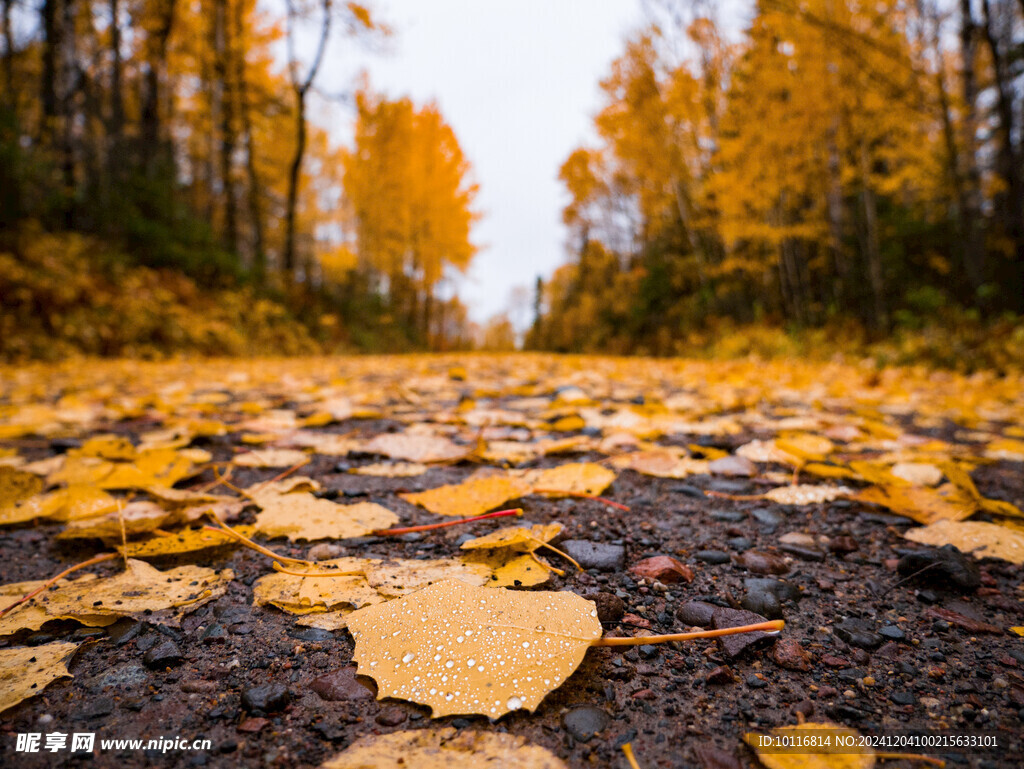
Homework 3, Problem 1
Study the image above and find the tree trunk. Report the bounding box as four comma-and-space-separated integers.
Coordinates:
859, 145, 886, 330
2, 0, 14, 107
141, 0, 176, 176
283, 89, 306, 276
40, 0, 60, 143
957, 0, 986, 299
234, 0, 265, 279
109, 0, 123, 148
213, 0, 238, 255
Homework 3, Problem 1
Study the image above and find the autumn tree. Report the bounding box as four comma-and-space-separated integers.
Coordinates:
343, 89, 479, 346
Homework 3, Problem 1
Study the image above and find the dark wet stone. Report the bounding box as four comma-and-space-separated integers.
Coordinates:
834, 618, 883, 649
287, 627, 333, 643
560, 540, 625, 571
746, 675, 768, 689
562, 706, 610, 742
879, 626, 906, 641
639, 645, 659, 659
751, 509, 781, 526
916, 589, 939, 604
26, 633, 57, 646
201, 624, 228, 644
707, 479, 750, 494
72, 627, 106, 639
711, 511, 745, 523
671, 484, 705, 498
727, 537, 753, 551
741, 590, 783, 620
310, 669, 374, 701
107, 618, 142, 646
860, 511, 913, 526
696, 550, 731, 564
829, 536, 859, 554
82, 696, 115, 718
897, 546, 981, 592
677, 600, 718, 627
241, 684, 290, 713
375, 707, 407, 726
143, 641, 182, 669
100, 663, 148, 688
587, 592, 625, 624
779, 543, 826, 562
734, 550, 790, 575
891, 691, 916, 706
712, 607, 773, 659
231, 624, 253, 636
744, 578, 801, 603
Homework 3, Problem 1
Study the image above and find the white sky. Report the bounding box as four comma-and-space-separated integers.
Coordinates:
319, 0, 647, 325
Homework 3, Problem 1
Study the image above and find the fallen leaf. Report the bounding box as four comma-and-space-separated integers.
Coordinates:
364, 433, 467, 463
364, 558, 493, 598
254, 494, 398, 541
0, 560, 232, 635
890, 462, 943, 486
122, 525, 256, 558
744, 722, 874, 769
610, 449, 708, 478
0, 466, 43, 507
321, 728, 568, 769
234, 448, 309, 468
854, 483, 976, 524
400, 476, 532, 518
904, 519, 1024, 564
351, 462, 429, 477
346, 579, 601, 718
526, 462, 616, 496
0, 641, 86, 713
459, 523, 563, 555
762, 485, 851, 506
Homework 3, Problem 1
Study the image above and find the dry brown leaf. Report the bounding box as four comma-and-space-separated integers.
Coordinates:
321, 728, 569, 769
0, 641, 86, 713
904, 519, 1024, 564
347, 579, 601, 718
364, 433, 467, 463
254, 494, 398, 541
400, 476, 532, 518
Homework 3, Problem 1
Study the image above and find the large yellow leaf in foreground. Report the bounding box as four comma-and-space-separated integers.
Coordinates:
322, 728, 568, 769
347, 579, 601, 718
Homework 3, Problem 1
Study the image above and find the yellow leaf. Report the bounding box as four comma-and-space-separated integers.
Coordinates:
526, 462, 616, 497
347, 579, 602, 717
75, 434, 136, 460
744, 723, 874, 769
234, 449, 309, 468
364, 433, 466, 463
400, 476, 532, 518
255, 494, 398, 541
350, 462, 428, 477
122, 525, 256, 558
0, 466, 44, 507
854, 483, 977, 524
460, 523, 563, 555
762, 485, 851, 505
610, 449, 708, 478
0, 641, 86, 714
321, 728, 569, 769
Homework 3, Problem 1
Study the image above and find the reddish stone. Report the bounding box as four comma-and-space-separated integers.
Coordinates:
628, 556, 695, 584
237, 718, 269, 733
694, 744, 743, 769
706, 666, 735, 684
925, 607, 1001, 634
631, 688, 657, 700
621, 613, 652, 629
820, 654, 853, 669
977, 587, 1001, 596
772, 638, 812, 671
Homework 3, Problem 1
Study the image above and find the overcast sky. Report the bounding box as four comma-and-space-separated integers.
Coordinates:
319, 0, 647, 326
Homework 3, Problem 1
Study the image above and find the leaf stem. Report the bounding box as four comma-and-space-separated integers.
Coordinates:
622, 743, 643, 769
532, 489, 631, 511
372, 508, 523, 536
0, 552, 119, 618
202, 514, 310, 565
592, 619, 784, 646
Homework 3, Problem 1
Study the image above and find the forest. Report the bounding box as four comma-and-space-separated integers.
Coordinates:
528, 0, 1024, 365
1, 0, 479, 357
